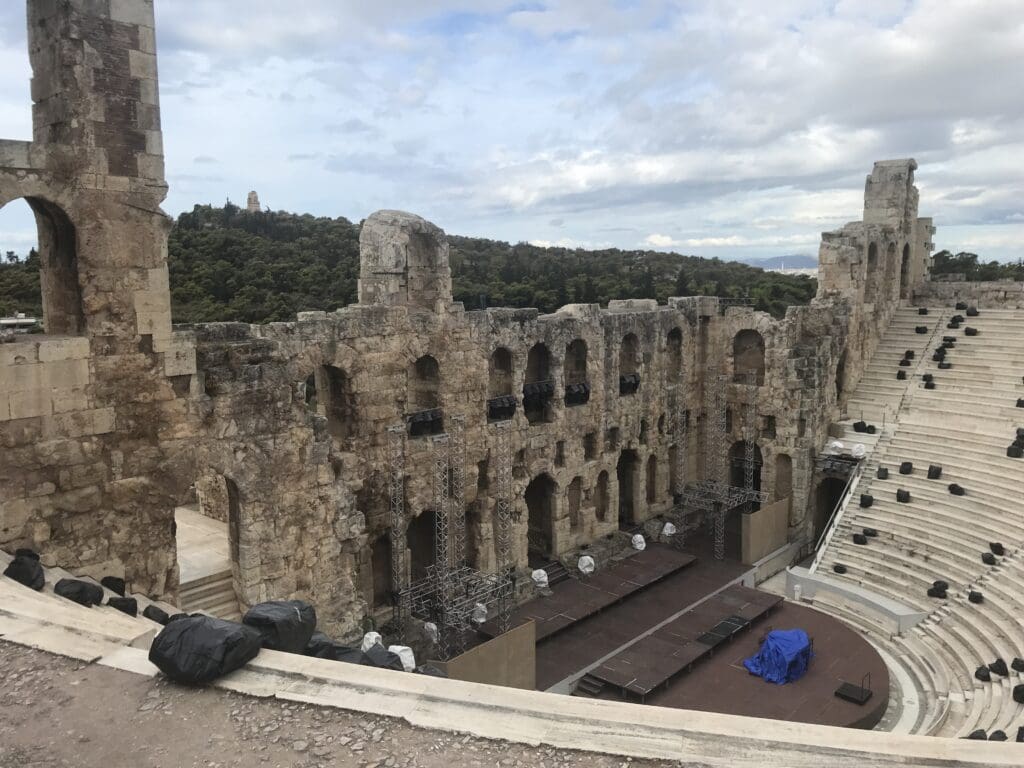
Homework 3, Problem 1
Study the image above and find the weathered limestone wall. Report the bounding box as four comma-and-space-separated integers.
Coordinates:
0, 0, 192, 599
912, 279, 1024, 308
0, 1, 936, 642
817, 159, 934, 413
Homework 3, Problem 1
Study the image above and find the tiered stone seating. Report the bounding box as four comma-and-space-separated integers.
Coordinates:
811, 306, 1024, 737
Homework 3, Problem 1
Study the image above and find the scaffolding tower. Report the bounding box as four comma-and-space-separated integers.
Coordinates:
390, 418, 515, 660
492, 419, 516, 633
670, 373, 766, 560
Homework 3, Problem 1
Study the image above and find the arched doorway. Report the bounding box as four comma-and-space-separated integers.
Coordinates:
835, 350, 847, 401
646, 455, 658, 505
0, 196, 83, 335
864, 242, 880, 306
410, 355, 441, 411
321, 365, 356, 441
617, 449, 639, 528
595, 471, 609, 522
566, 477, 582, 531
814, 477, 847, 542
524, 343, 554, 424
666, 327, 683, 382
370, 535, 392, 608
732, 330, 765, 385
526, 474, 557, 561
408, 509, 437, 582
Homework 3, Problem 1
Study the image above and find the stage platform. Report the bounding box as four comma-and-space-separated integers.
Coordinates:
600, 600, 890, 730
583, 584, 783, 700
480, 545, 696, 643
534, 542, 750, 690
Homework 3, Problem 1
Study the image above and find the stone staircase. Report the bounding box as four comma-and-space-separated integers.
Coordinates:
179, 569, 240, 621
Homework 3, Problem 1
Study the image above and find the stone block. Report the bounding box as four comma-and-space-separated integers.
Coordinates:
128, 49, 158, 80
41, 407, 116, 439
37, 337, 91, 362
8, 389, 52, 420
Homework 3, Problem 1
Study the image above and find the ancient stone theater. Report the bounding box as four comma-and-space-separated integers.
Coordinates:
1, 2, 1022, 765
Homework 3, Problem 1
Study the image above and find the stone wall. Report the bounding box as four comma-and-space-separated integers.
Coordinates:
912, 280, 1024, 308
0, 0, 935, 641
0, 0, 192, 600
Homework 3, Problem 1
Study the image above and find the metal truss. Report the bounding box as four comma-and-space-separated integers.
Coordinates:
450, 415, 467, 569
387, 425, 410, 638
492, 419, 515, 633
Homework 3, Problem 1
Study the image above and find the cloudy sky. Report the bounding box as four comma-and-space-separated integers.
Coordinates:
1, 0, 1022, 261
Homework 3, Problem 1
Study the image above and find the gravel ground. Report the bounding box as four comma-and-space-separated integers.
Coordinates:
0, 640, 681, 768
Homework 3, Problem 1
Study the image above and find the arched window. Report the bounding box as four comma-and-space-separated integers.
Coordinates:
322, 365, 356, 440
619, 333, 639, 376
564, 338, 587, 385
488, 347, 513, 398
884, 241, 898, 297
732, 329, 765, 385
666, 327, 683, 381
410, 355, 441, 411
524, 343, 554, 424
0, 197, 83, 335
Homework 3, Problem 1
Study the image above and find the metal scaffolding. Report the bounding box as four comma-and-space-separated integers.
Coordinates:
390, 419, 515, 660
671, 374, 766, 560
387, 425, 411, 637
492, 419, 515, 633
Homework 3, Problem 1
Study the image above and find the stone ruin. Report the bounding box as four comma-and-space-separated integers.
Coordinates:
0, 0, 935, 638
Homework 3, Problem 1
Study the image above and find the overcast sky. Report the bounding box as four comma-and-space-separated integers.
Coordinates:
1, 0, 1022, 262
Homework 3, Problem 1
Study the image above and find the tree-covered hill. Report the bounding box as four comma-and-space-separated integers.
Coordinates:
930, 250, 1024, 281
1, 204, 820, 324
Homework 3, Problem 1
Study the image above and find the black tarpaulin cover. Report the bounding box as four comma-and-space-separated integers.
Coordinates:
54, 578, 103, 607
3, 554, 44, 591
148, 614, 262, 684
243, 600, 317, 653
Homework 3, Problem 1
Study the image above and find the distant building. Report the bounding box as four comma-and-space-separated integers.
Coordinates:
246, 191, 261, 213
768, 267, 818, 277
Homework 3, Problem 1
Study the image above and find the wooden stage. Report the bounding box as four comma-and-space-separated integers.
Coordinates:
495, 540, 890, 730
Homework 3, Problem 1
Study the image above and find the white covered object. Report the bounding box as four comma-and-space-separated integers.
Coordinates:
531, 568, 549, 589
423, 622, 439, 644
577, 555, 596, 574
360, 631, 383, 652
388, 645, 416, 672
851, 443, 866, 459
471, 602, 488, 624
631, 533, 646, 551
662, 522, 677, 537
827, 440, 845, 455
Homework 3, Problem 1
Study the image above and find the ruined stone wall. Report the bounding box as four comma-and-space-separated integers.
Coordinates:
912, 279, 1024, 308
183, 210, 854, 637
0, 0, 193, 599
817, 159, 934, 412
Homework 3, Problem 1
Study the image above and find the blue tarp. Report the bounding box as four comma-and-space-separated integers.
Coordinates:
743, 629, 813, 685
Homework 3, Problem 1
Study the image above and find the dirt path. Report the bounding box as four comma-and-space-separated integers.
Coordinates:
0, 640, 677, 768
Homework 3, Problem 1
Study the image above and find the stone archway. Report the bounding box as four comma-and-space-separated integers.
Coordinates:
526, 473, 557, 560
617, 449, 640, 527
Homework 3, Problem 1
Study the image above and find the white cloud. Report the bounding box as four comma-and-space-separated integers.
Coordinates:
644, 234, 677, 248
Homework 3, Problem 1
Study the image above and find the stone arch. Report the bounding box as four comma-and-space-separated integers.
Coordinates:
619, 333, 640, 376
410, 355, 441, 411
526, 473, 557, 560
864, 242, 880, 306
814, 477, 847, 542
566, 477, 582, 531
564, 338, 587, 385
732, 329, 765, 385
646, 454, 658, 504
668, 444, 679, 495
899, 242, 912, 299
488, 347, 513, 398
321, 364, 356, 440
835, 349, 848, 401
370, 534, 392, 609
617, 449, 640, 527
774, 453, 792, 502
595, 471, 610, 522
666, 327, 683, 380
0, 196, 83, 335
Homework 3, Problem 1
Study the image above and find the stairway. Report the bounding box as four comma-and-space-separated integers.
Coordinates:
572, 673, 606, 697
179, 569, 241, 621
543, 560, 572, 587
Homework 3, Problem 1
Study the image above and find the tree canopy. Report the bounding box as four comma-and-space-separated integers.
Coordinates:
930, 250, 1024, 281
1, 204, 821, 323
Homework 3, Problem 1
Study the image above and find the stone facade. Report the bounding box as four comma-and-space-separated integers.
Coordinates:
912, 279, 1024, 308
0, 1, 934, 639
